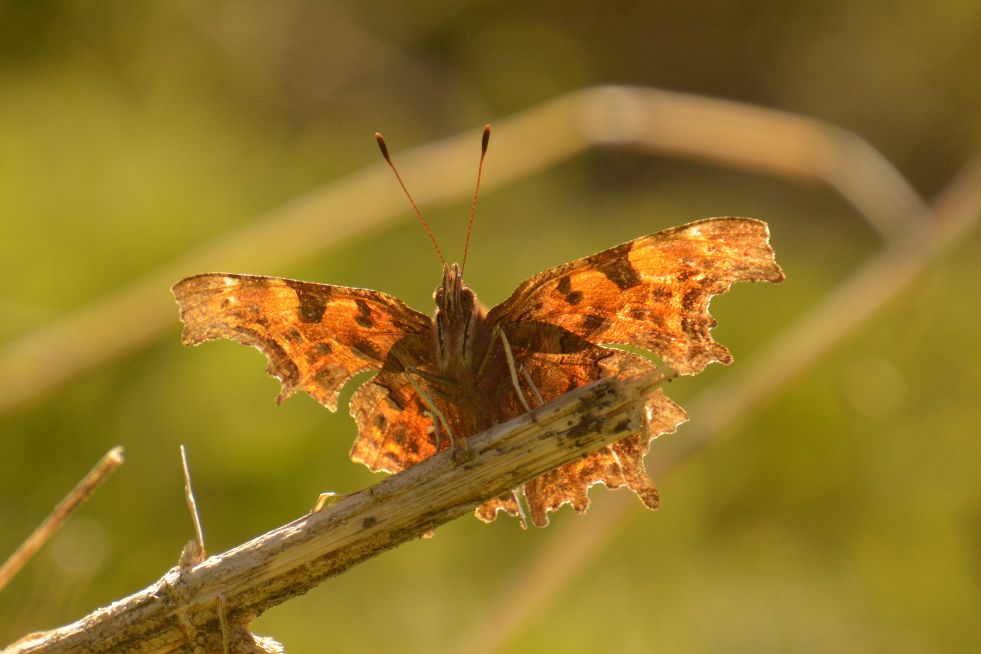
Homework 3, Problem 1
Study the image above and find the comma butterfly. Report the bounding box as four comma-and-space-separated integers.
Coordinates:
172, 126, 784, 526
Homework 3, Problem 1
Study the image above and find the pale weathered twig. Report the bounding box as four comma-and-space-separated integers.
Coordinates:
178, 445, 206, 564
4, 371, 671, 654
0, 85, 922, 413
0, 447, 124, 593
451, 154, 981, 654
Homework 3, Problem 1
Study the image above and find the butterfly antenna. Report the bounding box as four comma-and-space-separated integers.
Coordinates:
375, 132, 447, 267
461, 124, 491, 275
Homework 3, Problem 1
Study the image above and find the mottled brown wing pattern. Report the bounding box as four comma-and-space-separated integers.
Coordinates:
474, 218, 782, 525
486, 217, 785, 375
519, 350, 687, 526
348, 331, 446, 474
349, 372, 438, 474
473, 338, 688, 526
172, 274, 432, 411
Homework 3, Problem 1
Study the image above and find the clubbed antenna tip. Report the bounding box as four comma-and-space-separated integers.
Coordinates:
462, 124, 492, 275
375, 131, 446, 267
375, 132, 390, 161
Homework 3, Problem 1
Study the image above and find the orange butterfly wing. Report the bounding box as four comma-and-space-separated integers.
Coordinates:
172, 274, 432, 412
487, 217, 785, 375
480, 217, 783, 525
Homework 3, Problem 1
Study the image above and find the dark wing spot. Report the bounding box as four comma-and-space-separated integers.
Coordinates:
677, 268, 697, 282
581, 314, 608, 333
652, 286, 673, 301
682, 288, 701, 312
629, 308, 647, 320
355, 299, 375, 328
591, 244, 641, 290
566, 290, 584, 305
286, 282, 328, 323
681, 316, 709, 338
314, 342, 332, 355
374, 414, 387, 429
557, 275, 572, 294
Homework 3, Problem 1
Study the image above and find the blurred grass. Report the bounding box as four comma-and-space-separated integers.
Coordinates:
2, 2, 980, 653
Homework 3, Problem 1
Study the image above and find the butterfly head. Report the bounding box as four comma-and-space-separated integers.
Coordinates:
433, 263, 479, 371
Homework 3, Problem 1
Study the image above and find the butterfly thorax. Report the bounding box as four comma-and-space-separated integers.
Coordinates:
432, 263, 486, 377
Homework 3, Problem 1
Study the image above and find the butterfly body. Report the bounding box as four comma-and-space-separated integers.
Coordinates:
173, 217, 783, 526
432, 263, 483, 378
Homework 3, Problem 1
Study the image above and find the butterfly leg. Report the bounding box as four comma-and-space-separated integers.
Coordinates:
493, 326, 533, 413
402, 369, 456, 451
483, 326, 540, 524
519, 365, 544, 407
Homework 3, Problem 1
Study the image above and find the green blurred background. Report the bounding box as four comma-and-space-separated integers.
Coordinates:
2, 2, 979, 652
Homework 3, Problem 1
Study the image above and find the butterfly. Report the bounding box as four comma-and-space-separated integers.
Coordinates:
172, 126, 784, 527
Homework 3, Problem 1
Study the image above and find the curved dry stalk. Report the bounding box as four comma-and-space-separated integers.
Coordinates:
451, 154, 981, 654
4, 371, 670, 654
0, 86, 922, 413
0, 447, 124, 593
178, 445, 206, 565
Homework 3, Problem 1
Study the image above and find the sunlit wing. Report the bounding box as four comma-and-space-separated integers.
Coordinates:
469, 322, 688, 526
172, 273, 432, 411
486, 217, 784, 375
519, 350, 687, 526
349, 368, 440, 474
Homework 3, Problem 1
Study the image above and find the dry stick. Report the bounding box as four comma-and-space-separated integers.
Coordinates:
451, 155, 981, 654
178, 445, 206, 563
0, 86, 922, 413
4, 371, 671, 654
0, 447, 124, 593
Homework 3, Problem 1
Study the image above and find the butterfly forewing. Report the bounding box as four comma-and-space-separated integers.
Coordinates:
173, 273, 432, 411
487, 217, 785, 375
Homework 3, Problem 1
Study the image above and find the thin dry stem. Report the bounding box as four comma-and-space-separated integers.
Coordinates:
0, 447, 124, 593
4, 371, 670, 654
179, 445, 206, 563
